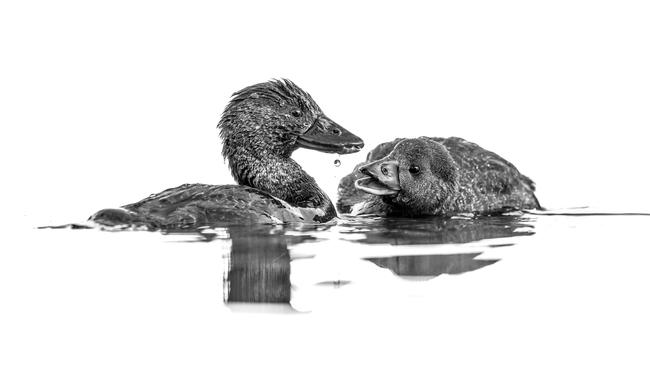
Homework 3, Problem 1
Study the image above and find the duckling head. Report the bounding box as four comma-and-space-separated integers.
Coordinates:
218, 79, 364, 161
355, 139, 458, 215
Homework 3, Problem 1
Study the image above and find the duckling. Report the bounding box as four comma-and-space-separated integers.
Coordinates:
337, 137, 540, 216
91, 79, 364, 229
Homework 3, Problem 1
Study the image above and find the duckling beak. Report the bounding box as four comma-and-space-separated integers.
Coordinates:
296, 115, 364, 154
355, 159, 401, 196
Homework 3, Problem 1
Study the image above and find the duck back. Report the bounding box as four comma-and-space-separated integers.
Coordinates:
91, 184, 311, 230
431, 137, 540, 213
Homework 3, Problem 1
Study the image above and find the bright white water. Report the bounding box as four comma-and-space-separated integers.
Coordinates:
2, 209, 649, 365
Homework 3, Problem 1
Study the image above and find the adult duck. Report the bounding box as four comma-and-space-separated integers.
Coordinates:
337, 137, 540, 216
91, 79, 364, 229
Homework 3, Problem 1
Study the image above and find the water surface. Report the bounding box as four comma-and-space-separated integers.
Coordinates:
3, 209, 649, 364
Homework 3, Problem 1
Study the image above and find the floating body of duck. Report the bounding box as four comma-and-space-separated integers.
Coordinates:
91, 79, 364, 229
337, 137, 540, 216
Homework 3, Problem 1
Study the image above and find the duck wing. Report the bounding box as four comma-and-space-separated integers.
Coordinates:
430, 137, 540, 210
91, 184, 304, 229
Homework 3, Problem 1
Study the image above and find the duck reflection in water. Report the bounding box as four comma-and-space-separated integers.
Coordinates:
176, 214, 535, 305
343, 214, 535, 279
340, 214, 535, 245
367, 253, 499, 280
176, 225, 319, 305
223, 227, 316, 304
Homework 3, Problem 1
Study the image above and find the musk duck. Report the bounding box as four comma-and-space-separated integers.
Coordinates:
91, 79, 364, 229
337, 137, 540, 216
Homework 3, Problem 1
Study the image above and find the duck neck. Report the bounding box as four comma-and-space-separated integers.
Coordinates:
227, 150, 337, 221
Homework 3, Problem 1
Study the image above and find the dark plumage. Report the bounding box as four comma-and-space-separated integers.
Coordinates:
91, 79, 364, 229
337, 137, 540, 216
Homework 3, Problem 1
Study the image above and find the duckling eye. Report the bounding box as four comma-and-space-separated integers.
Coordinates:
408, 165, 421, 174
292, 110, 303, 118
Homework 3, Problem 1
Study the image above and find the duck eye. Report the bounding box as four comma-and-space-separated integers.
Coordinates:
408, 165, 421, 174
292, 110, 303, 118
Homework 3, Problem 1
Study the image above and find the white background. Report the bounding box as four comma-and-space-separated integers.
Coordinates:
2, 0, 649, 225
1, 1, 650, 365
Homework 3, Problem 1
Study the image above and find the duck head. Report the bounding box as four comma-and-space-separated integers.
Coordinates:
218, 79, 364, 159
355, 138, 459, 215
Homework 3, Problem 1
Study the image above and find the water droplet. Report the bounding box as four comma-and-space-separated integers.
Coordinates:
334, 159, 341, 167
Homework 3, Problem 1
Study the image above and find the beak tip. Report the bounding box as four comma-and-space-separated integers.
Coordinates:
297, 116, 364, 154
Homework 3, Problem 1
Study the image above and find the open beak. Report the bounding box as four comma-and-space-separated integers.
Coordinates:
354, 158, 401, 196
296, 115, 364, 154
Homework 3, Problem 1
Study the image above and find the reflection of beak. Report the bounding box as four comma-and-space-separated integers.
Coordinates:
296, 115, 364, 154
354, 159, 401, 196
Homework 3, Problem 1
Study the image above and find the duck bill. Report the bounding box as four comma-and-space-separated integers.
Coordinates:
354, 159, 401, 196
296, 115, 364, 154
